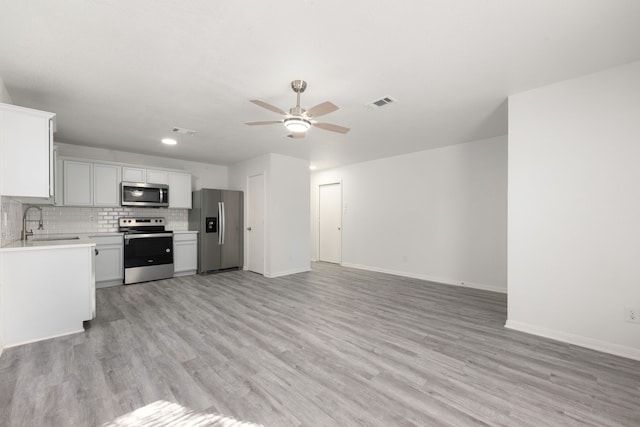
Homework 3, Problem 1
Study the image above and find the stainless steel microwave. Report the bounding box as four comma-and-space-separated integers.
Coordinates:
121, 182, 169, 207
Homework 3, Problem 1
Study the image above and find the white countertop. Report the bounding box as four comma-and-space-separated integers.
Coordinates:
1, 230, 199, 252
1, 235, 96, 252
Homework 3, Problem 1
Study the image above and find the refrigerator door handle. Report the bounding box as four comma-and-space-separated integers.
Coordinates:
221, 201, 226, 245
218, 202, 223, 245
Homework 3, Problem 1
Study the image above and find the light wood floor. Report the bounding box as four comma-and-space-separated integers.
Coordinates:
1, 263, 639, 426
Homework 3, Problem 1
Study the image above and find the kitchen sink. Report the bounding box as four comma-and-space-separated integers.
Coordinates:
30, 236, 81, 241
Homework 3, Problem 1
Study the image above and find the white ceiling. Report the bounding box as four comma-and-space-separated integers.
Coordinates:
1, 1, 640, 170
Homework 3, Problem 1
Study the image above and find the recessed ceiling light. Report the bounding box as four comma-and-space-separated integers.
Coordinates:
161, 138, 177, 145
309, 165, 317, 170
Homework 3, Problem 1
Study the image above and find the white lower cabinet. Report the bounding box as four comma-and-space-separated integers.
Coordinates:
90, 235, 124, 287
0, 244, 95, 347
174, 232, 198, 276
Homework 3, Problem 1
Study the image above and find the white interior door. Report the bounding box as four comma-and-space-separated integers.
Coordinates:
248, 174, 265, 274
319, 183, 342, 264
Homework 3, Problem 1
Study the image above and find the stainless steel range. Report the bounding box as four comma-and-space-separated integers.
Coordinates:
119, 217, 173, 285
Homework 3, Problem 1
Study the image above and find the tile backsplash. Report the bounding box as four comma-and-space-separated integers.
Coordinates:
0, 197, 23, 246
22, 205, 188, 238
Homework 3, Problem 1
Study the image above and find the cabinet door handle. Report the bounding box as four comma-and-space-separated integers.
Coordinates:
95, 249, 99, 256
247, 227, 252, 231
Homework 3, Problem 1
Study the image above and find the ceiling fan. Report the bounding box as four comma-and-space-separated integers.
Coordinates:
246, 80, 350, 138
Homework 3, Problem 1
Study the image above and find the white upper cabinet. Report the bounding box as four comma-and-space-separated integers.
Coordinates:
62, 158, 191, 209
93, 164, 121, 206
120, 166, 192, 209
169, 172, 192, 209
147, 169, 169, 185
122, 167, 145, 183
0, 103, 56, 197
63, 160, 121, 207
64, 160, 93, 206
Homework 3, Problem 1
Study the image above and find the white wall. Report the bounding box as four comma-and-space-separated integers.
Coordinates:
270, 154, 311, 276
507, 60, 640, 360
0, 75, 10, 356
228, 153, 310, 277
0, 75, 12, 104
0, 76, 14, 246
55, 143, 228, 190
0, 247, 4, 355
311, 136, 507, 293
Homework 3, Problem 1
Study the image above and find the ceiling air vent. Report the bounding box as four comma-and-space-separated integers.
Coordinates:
367, 96, 397, 108
172, 127, 197, 136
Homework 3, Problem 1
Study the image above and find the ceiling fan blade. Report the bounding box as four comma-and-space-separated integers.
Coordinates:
287, 132, 306, 139
313, 122, 350, 134
305, 101, 339, 118
250, 99, 287, 115
245, 120, 282, 126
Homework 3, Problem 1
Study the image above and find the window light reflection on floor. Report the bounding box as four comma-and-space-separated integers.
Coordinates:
102, 400, 264, 427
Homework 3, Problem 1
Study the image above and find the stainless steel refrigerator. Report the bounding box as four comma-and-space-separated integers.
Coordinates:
189, 189, 243, 273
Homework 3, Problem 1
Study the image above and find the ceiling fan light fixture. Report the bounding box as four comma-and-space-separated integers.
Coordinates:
284, 117, 311, 133
248, 80, 349, 136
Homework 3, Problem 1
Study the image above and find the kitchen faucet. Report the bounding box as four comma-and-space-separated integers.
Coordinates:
21, 206, 44, 240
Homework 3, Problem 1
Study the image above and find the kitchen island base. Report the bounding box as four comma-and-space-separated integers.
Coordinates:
0, 241, 95, 347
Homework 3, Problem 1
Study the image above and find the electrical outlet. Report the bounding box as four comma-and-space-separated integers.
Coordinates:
624, 307, 640, 324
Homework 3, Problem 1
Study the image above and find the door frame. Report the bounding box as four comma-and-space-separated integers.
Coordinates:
318, 181, 343, 264
247, 173, 266, 275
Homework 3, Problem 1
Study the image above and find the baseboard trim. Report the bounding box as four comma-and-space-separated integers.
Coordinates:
5, 328, 85, 349
340, 262, 506, 294
265, 267, 311, 278
96, 279, 124, 288
173, 271, 197, 278
505, 320, 640, 361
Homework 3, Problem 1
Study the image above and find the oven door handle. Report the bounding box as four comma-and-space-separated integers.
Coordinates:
124, 233, 174, 240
